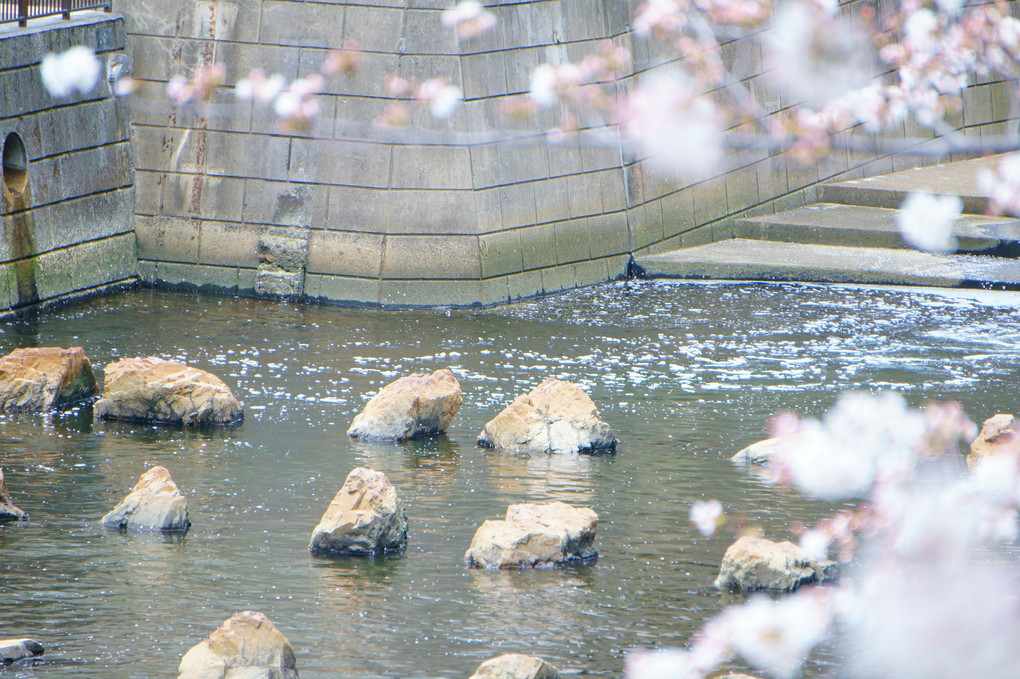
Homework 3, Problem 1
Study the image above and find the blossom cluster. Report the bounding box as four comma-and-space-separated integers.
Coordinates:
373, 75, 464, 129
649, 393, 1020, 679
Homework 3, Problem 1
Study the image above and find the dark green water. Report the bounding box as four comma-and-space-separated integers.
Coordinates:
0, 280, 1018, 678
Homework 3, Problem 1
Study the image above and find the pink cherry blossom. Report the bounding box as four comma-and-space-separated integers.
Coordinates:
722, 590, 833, 679
977, 155, 1020, 217
895, 191, 962, 254
40, 46, 101, 99
621, 72, 723, 180
415, 78, 463, 120
441, 0, 497, 40
689, 499, 723, 537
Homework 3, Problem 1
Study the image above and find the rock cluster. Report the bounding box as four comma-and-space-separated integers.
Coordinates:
715, 535, 838, 592
967, 413, 1018, 470
178, 611, 297, 679
0, 469, 25, 523
95, 357, 243, 426
347, 369, 462, 441
0, 346, 97, 411
478, 378, 616, 454
465, 501, 598, 569
468, 654, 560, 679
101, 466, 191, 532
309, 467, 408, 556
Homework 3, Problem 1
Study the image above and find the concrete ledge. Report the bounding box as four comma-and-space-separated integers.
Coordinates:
635, 239, 1020, 289
734, 203, 1020, 255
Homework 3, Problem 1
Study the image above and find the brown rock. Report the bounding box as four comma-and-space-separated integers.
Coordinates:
715, 536, 838, 592
309, 468, 408, 556
478, 378, 616, 454
967, 413, 1019, 471
469, 653, 560, 679
101, 466, 190, 532
177, 611, 296, 679
0, 346, 97, 411
465, 501, 598, 569
347, 369, 461, 441
0, 469, 25, 523
94, 357, 243, 426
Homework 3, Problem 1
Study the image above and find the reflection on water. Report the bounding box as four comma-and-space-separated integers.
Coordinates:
1, 281, 1019, 677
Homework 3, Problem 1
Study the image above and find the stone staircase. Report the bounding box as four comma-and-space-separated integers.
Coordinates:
634, 155, 1020, 290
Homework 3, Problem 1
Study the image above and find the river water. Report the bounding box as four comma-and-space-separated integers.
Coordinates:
0, 280, 1018, 678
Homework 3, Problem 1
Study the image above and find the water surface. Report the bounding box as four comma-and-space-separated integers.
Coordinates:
1, 280, 1018, 677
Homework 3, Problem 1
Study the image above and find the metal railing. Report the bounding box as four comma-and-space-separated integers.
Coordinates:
1, 0, 111, 28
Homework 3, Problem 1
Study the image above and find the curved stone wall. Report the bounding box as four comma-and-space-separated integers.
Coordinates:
119, 0, 1018, 306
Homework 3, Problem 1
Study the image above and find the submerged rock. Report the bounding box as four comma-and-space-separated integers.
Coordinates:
468, 653, 560, 679
0, 638, 43, 664
714, 536, 838, 592
101, 466, 190, 532
178, 611, 297, 679
0, 346, 97, 412
347, 368, 462, 441
967, 413, 1018, 471
465, 501, 598, 569
309, 468, 408, 556
478, 378, 616, 454
95, 357, 243, 426
0, 469, 25, 522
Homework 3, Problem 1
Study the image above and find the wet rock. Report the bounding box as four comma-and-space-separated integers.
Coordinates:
0, 346, 97, 411
94, 357, 243, 426
714, 536, 838, 592
347, 369, 462, 441
0, 469, 26, 522
101, 466, 190, 532
465, 501, 598, 569
967, 413, 1019, 471
177, 611, 297, 679
468, 653, 560, 679
309, 468, 407, 556
0, 638, 43, 664
478, 378, 616, 454
731, 436, 787, 465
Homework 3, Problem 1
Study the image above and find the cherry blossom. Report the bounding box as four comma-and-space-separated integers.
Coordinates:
416, 78, 463, 120
621, 72, 723, 180
721, 590, 833, 679
323, 40, 363, 76
624, 648, 700, 679
40, 46, 102, 99
796, 529, 832, 562
895, 191, 962, 254
977, 155, 1020, 217
689, 499, 723, 537
235, 69, 287, 104
767, 392, 927, 501
441, 0, 497, 40
272, 74, 324, 133
166, 63, 226, 105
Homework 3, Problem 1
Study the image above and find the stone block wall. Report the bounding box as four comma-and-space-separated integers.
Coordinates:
118, 0, 1019, 307
0, 13, 136, 313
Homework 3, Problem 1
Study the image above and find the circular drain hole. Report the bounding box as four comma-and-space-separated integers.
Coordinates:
2, 132, 29, 197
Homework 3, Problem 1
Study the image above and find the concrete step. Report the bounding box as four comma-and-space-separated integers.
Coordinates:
820, 155, 1001, 213
634, 239, 1020, 289
734, 203, 1020, 256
